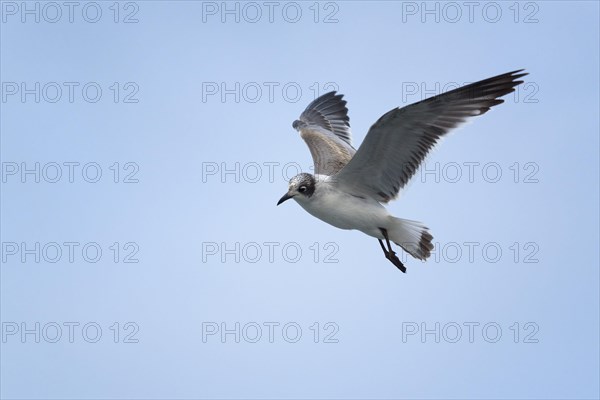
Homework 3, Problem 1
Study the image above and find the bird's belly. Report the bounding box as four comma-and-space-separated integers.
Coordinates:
298, 191, 389, 232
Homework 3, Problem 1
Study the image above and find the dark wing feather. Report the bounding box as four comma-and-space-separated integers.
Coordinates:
292, 91, 356, 176
293, 91, 353, 146
334, 70, 528, 202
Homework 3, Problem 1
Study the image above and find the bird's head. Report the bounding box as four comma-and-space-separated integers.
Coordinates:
277, 173, 316, 205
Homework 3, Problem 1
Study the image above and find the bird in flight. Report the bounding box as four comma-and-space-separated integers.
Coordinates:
277, 70, 527, 273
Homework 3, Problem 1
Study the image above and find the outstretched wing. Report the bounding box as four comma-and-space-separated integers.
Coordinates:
333, 70, 528, 202
292, 91, 356, 176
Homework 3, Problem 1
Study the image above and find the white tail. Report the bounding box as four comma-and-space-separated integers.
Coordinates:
387, 217, 434, 260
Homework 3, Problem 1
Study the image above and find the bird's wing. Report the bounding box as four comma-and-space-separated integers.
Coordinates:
333, 70, 528, 202
292, 91, 356, 176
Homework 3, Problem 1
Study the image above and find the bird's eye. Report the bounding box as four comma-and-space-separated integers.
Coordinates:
298, 186, 307, 193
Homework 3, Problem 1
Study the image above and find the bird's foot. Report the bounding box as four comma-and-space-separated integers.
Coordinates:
378, 234, 407, 273
385, 250, 406, 273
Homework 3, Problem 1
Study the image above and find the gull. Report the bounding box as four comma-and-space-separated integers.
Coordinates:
277, 70, 527, 273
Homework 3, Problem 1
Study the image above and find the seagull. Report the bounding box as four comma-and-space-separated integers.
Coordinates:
277, 70, 527, 273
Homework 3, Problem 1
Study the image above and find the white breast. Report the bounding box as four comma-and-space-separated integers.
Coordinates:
295, 180, 390, 233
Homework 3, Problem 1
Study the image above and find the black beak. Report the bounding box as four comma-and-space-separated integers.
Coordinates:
277, 193, 293, 206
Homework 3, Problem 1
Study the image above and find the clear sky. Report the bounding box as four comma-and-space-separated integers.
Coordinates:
1, 1, 599, 399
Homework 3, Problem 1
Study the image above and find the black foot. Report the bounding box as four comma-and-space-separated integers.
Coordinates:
385, 248, 406, 273
378, 230, 407, 273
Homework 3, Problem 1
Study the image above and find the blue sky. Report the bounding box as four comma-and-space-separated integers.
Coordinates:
1, 1, 599, 399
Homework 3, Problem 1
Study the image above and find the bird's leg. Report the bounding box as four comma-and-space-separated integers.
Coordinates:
379, 228, 406, 273
378, 239, 388, 256
378, 239, 393, 264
